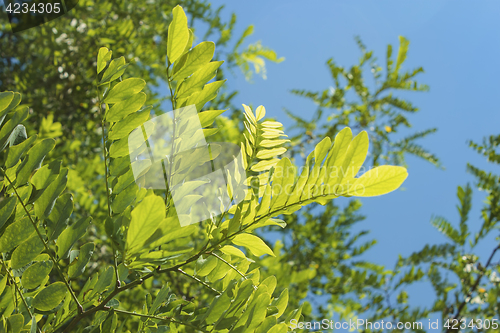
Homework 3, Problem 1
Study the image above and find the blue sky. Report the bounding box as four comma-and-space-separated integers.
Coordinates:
2, 0, 499, 327
202, 0, 500, 316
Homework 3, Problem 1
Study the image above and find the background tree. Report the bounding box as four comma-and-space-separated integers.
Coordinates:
0, 5, 408, 332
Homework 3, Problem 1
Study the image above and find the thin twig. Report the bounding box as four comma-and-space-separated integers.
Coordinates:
447, 244, 500, 332
95, 74, 121, 288
209, 252, 256, 290
177, 268, 222, 295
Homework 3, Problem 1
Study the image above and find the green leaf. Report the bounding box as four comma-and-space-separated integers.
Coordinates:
232, 234, 275, 257
101, 312, 118, 332
91, 266, 115, 296
0, 92, 14, 113
251, 159, 279, 172
186, 80, 226, 111
270, 288, 288, 317
111, 183, 138, 214
97, 47, 112, 74
325, 127, 353, 185
5, 134, 37, 168
431, 216, 460, 243
259, 139, 289, 148
16, 138, 55, 185
268, 324, 288, 333
255, 106, 266, 121
33, 282, 67, 311
149, 284, 170, 315
7, 314, 23, 333
256, 317, 277, 333
256, 147, 287, 159
0, 92, 21, 118
109, 136, 130, 158
347, 165, 408, 197
101, 56, 128, 83
108, 108, 150, 140
0, 106, 29, 151
338, 131, 369, 184
195, 255, 218, 277
34, 168, 68, 219
220, 245, 246, 259
167, 5, 190, 64
30, 316, 37, 333
31, 160, 62, 191
0, 196, 16, 230
11, 233, 45, 269
21, 260, 53, 289
172, 41, 215, 80
106, 92, 146, 122
0, 217, 34, 253
7, 124, 27, 146
104, 78, 146, 104
46, 193, 73, 241
57, 217, 91, 259
177, 61, 223, 99
0, 275, 7, 295
198, 110, 226, 128
68, 242, 94, 279
126, 195, 165, 254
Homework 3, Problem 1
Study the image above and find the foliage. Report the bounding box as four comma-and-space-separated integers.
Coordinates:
286, 36, 439, 168
386, 134, 500, 333
0, 6, 408, 333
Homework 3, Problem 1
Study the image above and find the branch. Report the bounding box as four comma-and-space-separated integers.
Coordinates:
95, 75, 121, 289
0, 169, 83, 314
209, 252, 256, 290
113, 309, 205, 331
177, 268, 222, 295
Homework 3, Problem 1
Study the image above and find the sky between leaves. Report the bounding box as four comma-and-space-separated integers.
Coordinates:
187, 0, 500, 315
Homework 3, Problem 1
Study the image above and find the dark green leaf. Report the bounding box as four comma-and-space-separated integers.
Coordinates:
16, 139, 55, 185
33, 282, 67, 311
0, 217, 34, 253
68, 242, 94, 279
11, 234, 45, 269
0, 196, 16, 230
57, 217, 91, 259
21, 260, 53, 289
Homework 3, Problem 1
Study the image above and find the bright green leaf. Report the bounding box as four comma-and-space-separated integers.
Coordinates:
232, 234, 275, 257
167, 5, 189, 64
104, 78, 146, 104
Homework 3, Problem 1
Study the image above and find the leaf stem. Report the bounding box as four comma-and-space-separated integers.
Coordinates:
95, 75, 121, 288
177, 268, 222, 295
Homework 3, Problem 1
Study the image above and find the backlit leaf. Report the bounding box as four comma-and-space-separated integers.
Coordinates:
232, 234, 275, 257
105, 78, 146, 104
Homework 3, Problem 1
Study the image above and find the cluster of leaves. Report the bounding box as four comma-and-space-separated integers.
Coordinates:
0, 5, 408, 333
287, 36, 439, 168
377, 135, 500, 333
